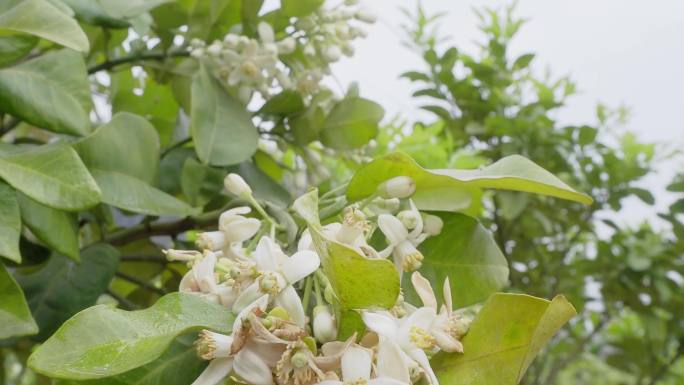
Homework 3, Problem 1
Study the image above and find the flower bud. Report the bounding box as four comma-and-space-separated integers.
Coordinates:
377, 176, 416, 199
224, 173, 252, 197
313, 306, 337, 343
397, 210, 421, 230
422, 214, 444, 236
207, 42, 222, 56
163, 249, 202, 262
323, 45, 342, 62
277, 37, 297, 54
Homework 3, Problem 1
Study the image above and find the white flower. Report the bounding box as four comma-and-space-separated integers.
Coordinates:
179, 251, 238, 308
377, 201, 428, 273
313, 305, 337, 343
192, 296, 279, 385
422, 214, 443, 236
196, 207, 261, 259
233, 237, 319, 326
361, 309, 440, 385
411, 272, 469, 353
316, 345, 409, 385
323, 45, 342, 62
224, 173, 252, 197
377, 176, 416, 199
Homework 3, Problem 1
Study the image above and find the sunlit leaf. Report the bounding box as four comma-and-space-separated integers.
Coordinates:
29, 293, 235, 379
18, 193, 80, 262
0, 144, 101, 211
431, 294, 576, 385
320, 97, 385, 150
0, 182, 21, 263
0, 0, 89, 52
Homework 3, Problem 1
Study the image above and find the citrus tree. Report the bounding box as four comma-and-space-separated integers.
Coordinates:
0, 1, 604, 385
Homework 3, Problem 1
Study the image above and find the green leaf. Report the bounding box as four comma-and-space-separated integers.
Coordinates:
0, 262, 38, 339
180, 157, 224, 207
74, 113, 160, 184
17, 244, 120, 340
0, 182, 21, 262
0, 34, 38, 67
0, 144, 101, 211
431, 294, 576, 385
228, 161, 292, 208
405, 213, 508, 309
54, 335, 209, 385
258, 89, 305, 117
98, 0, 172, 19
320, 97, 385, 150
295, 190, 399, 310
0, 0, 89, 52
60, 0, 130, 29
512, 53, 535, 70
281, 0, 324, 17
347, 153, 592, 211
0, 49, 91, 135
29, 292, 235, 380
91, 170, 198, 217
18, 193, 80, 262
190, 66, 258, 166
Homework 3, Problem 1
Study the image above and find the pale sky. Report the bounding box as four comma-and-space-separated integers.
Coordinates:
333, 0, 684, 228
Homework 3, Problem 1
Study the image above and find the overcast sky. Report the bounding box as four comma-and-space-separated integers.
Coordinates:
332, 0, 684, 227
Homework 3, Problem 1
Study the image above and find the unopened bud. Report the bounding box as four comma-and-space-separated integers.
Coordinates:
224, 173, 252, 197
397, 210, 421, 230
163, 249, 202, 262
313, 306, 337, 343
449, 314, 473, 338
207, 42, 222, 56
277, 37, 296, 54
291, 351, 308, 368
323, 45, 342, 62
423, 214, 444, 236
377, 176, 415, 199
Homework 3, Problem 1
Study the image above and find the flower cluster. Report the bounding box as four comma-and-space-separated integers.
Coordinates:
164, 174, 473, 385
189, 2, 376, 103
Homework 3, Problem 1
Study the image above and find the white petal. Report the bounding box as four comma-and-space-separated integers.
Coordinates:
282, 250, 319, 283
407, 348, 439, 385
378, 214, 408, 246
443, 277, 452, 314
191, 357, 233, 385
222, 217, 261, 243
232, 282, 262, 314
253, 237, 279, 271
275, 285, 306, 327
432, 329, 463, 353
197, 231, 227, 251
194, 252, 218, 293
233, 294, 269, 332
341, 347, 371, 381
376, 339, 411, 383
233, 347, 273, 385
222, 206, 252, 217
398, 307, 436, 349
361, 311, 398, 340
179, 271, 196, 292
215, 284, 239, 308
297, 230, 314, 251
257, 21, 275, 43
411, 272, 437, 310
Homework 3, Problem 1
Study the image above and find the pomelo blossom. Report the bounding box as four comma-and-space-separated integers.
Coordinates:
162, 174, 472, 385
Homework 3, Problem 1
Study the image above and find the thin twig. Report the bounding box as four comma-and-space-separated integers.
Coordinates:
116, 271, 168, 296
87, 51, 190, 74
107, 290, 139, 310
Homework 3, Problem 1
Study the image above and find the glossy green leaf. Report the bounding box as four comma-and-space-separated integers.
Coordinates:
0, 0, 89, 52
99, 0, 171, 19
405, 213, 508, 309
0, 34, 37, 67
0, 144, 101, 211
0, 262, 38, 339
60, 0, 130, 29
55, 335, 209, 385
258, 89, 305, 116
180, 157, 224, 207
190, 66, 258, 166
0, 49, 91, 135
431, 294, 576, 385
17, 244, 119, 340
29, 292, 235, 379
281, 0, 324, 17
0, 182, 21, 262
320, 97, 384, 150
295, 190, 399, 310
347, 152, 592, 211
18, 193, 80, 262
74, 112, 160, 184
91, 170, 198, 217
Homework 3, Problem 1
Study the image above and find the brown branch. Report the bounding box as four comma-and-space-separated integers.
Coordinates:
88, 50, 190, 74
116, 271, 168, 296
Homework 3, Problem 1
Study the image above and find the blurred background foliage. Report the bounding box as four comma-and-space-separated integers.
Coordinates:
0, 0, 682, 384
